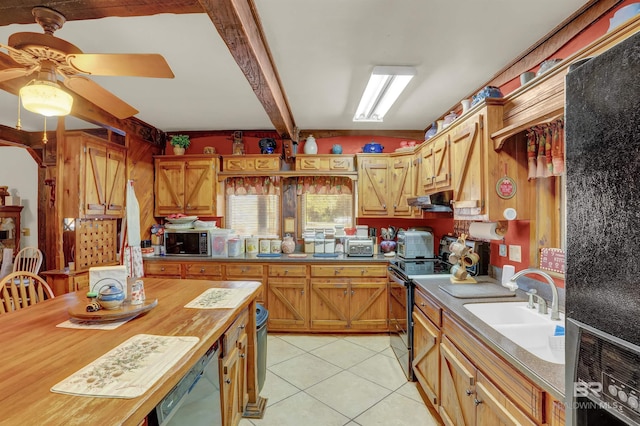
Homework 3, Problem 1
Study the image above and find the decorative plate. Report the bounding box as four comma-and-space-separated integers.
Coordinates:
164, 216, 198, 224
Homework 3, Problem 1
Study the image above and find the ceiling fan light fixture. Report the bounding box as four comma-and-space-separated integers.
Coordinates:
353, 66, 415, 122
19, 79, 73, 117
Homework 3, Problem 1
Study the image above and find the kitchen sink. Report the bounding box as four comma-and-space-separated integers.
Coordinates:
464, 301, 565, 364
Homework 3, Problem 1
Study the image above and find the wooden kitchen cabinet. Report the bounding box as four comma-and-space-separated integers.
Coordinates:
154, 155, 219, 217
442, 312, 545, 424
412, 288, 441, 407
356, 153, 419, 217
310, 264, 388, 331
220, 309, 248, 426
448, 104, 531, 221
184, 262, 223, 280
439, 337, 477, 426
419, 134, 451, 194
267, 277, 308, 331
143, 261, 183, 278
295, 154, 355, 172
222, 154, 280, 172
60, 132, 127, 219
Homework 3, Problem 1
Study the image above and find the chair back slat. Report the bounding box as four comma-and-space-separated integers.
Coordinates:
13, 247, 44, 274
0, 272, 54, 315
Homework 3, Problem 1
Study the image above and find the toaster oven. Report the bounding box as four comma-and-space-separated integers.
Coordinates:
346, 238, 374, 257
397, 230, 434, 259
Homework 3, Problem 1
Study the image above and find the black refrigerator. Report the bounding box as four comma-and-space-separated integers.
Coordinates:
565, 30, 640, 425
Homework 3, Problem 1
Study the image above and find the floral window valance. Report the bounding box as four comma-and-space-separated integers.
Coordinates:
295, 177, 353, 195
526, 119, 564, 180
225, 177, 281, 196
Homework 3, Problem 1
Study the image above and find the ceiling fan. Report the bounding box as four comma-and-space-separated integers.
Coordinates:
0, 6, 174, 119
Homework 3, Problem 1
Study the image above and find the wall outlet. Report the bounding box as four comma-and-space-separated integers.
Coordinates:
509, 245, 522, 262
499, 244, 507, 257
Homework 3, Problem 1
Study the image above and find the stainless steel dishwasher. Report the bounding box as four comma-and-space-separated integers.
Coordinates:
150, 339, 222, 426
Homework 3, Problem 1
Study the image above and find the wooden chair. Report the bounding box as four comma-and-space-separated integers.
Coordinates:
13, 247, 43, 274
0, 271, 54, 314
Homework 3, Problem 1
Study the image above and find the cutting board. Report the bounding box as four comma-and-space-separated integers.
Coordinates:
438, 283, 516, 299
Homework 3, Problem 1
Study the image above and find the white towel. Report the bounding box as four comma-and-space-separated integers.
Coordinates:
0, 248, 13, 279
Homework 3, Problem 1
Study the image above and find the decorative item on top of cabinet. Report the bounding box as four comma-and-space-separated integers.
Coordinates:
154, 155, 219, 217
169, 135, 190, 155
60, 132, 127, 219
303, 135, 317, 154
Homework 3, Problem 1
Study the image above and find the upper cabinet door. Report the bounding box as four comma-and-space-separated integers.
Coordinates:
84, 143, 108, 217
105, 149, 126, 217
184, 159, 215, 214
155, 159, 186, 216
357, 156, 389, 216
389, 155, 416, 217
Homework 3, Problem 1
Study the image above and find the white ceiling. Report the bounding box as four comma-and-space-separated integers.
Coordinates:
0, 0, 590, 134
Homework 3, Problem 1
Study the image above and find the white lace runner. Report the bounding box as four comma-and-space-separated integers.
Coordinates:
51, 334, 198, 398
184, 287, 255, 309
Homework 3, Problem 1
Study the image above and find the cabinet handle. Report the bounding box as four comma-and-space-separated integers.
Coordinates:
465, 389, 473, 396
382, 204, 386, 209
301, 290, 304, 295
200, 268, 206, 273
240, 353, 245, 358
239, 324, 245, 330
421, 302, 426, 307
474, 398, 483, 406
334, 270, 339, 275
284, 270, 289, 275
225, 378, 231, 384
344, 290, 348, 295
361, 270, 365, 275
161, 267, 165, 271
351, 290, 355, 295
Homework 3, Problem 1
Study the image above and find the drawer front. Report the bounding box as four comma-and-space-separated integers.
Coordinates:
144, 262, 182, 277
329, 157, 354, 171
269, 265, 307, 277
296, 157, 320, 170
310, 264, 387, 277
223, 309, 249, 357
223, 158, 246, 171
225, 264, 264, 278
185, 263, 223, 278
414, 288, 442, 327
255, 157, 279, 171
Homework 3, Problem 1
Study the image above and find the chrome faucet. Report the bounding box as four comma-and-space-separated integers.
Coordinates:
510, 268, 561, 321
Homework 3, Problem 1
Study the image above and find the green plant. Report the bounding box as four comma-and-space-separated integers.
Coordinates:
170, 134, 190, 148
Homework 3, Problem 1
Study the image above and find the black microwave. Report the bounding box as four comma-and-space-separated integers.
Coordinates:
164, 230, 211, 256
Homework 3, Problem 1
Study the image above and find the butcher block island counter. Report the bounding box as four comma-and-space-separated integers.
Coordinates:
0, 278, 264, 426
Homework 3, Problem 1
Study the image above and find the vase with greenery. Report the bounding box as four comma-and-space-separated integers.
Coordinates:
170, 134, 190, 155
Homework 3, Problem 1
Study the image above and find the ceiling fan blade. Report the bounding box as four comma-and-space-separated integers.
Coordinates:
67, 53, 174, 78
0, 67, 35, 83
62, 75, 138, 119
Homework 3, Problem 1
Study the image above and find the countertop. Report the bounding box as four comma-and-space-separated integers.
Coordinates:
142, 253, 394, 263
412, 275, 565, 399
0, 278, 262, 426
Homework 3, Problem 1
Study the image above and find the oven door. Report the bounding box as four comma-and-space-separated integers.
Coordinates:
388, 265, 413, 380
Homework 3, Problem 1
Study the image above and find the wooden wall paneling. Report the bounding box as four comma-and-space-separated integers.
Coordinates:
126, 134, 163, 243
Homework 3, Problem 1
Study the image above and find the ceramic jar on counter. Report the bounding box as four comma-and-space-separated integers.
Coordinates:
281, 234, 296, 254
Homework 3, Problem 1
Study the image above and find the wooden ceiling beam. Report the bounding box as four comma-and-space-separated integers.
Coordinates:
0, 1, 202, 26
199, 0, 295, 139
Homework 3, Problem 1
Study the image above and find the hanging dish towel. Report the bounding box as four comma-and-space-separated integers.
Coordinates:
120, 180, 144, 278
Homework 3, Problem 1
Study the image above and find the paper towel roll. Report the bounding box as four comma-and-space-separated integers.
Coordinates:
468, 222, 506, 240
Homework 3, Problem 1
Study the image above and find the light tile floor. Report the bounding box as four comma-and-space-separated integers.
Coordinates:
241, 333, 440, 426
